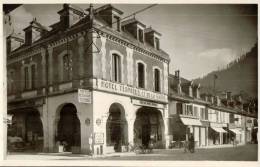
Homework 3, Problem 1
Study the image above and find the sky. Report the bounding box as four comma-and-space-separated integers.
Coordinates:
4, 3, 258, 80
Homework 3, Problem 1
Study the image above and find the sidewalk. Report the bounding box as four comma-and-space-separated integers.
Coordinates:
6, 144, 245, 160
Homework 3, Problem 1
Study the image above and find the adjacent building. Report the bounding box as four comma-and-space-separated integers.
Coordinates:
168, 71, 257, 148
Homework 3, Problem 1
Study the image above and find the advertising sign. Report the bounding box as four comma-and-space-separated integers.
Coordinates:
78, 89, 91, 103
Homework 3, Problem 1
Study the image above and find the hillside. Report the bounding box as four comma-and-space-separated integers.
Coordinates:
194, 43, 258, 98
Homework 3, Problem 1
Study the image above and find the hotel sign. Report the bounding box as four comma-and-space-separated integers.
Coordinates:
97, 79, 168, 103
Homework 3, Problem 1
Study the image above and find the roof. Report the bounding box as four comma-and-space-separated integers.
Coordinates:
121, 18, 146, 28
9, 4, 170, 61
23, 18, 49, 31
144, 27, 162, 36
94, 4, 124, 15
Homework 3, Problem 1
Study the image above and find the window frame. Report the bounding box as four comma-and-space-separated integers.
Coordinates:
153, 67, 161, 92
136, 61, 146, 89
111, 52, 123, 83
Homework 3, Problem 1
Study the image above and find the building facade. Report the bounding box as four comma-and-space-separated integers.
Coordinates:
168, 71, 257, 149
7, 4, 170, 154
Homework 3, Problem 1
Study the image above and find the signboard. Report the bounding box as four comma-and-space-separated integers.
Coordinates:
210, 122, 227, 128
132, 99, 165, 109
94, 133, 104, 144
96, 79, 168, 103
78, 89, 91, 103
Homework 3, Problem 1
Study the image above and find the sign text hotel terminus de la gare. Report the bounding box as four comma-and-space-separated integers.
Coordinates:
97, 79, 168, 103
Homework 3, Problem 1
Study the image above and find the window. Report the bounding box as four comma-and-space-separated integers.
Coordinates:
112, 54, 121, 82
113, 16, 121, 32
137, 62, 145, 88
185, 104, 193, 116
8, 70, 15, 94
216, 111, 219, 122
193, 106, 198, 117
31, 64, 36, 89
200, 108, 205, 120
63, 54, 72, 82
155, 37, 160, 50
24, 66, 29, 90
205, 109, 208, 120
154, 69, 160, 92
177, 103, 183, 115
138, 29, 144, 43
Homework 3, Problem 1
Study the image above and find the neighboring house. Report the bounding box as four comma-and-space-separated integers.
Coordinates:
168, 71, 257, 148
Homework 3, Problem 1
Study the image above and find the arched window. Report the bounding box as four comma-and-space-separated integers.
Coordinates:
137, 62, 145, 88
63, 54, 72, 82
112, 54, 121, 82
154, 68, 160, 92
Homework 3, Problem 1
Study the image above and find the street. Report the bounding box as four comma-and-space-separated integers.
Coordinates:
5, 144, 258, 161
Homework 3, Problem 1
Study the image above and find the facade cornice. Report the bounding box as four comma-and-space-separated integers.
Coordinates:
94, 27, 170, 64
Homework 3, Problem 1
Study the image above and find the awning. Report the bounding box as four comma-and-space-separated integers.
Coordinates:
229, 129, 242, 134
180, 117, 202, 126
211, 127, 227, 133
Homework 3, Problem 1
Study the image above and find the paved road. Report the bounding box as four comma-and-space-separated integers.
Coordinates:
6, 144, 258, 161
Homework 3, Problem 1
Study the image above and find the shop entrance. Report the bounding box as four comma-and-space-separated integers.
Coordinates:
106, 103, 128, 152
7, 109, 43, 152
134, 107, 165, 148
57, 103, 81, 152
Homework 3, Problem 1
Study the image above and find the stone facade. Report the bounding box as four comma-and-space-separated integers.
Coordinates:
7, 4, 170, 154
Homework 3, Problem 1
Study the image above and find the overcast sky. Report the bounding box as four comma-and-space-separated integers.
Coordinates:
5, 3, 257, 80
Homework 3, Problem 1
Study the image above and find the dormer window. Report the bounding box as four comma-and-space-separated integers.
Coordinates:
155, 37, 160, 50
138, 28, 144, 43
113, 16, 121, 32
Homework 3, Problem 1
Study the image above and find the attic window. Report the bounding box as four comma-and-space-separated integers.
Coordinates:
138, 29, 144, 43
155, 37, 160, 50
113, 16, 121, 32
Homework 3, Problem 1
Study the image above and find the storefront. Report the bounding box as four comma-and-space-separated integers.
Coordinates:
179, 116, 202, 147
208, 122, 228, 145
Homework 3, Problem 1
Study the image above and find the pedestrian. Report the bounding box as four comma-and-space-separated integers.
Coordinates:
183, 140, 189, 153
189, 133, 195, 153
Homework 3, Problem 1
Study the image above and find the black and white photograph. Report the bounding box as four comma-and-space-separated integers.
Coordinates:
1, 0, 259, 166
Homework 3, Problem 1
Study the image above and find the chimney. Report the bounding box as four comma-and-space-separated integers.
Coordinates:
6, 33, 24, 54
188, 82, 193, 97
23, 18, 47, 45
58, 4, 85, 30
95, 4, 124, 32
175, 70, 180, 79
144, 27, 161, 50
227, 91, 232, 101
214, 96, 220, 106
175, 70, 182, 94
